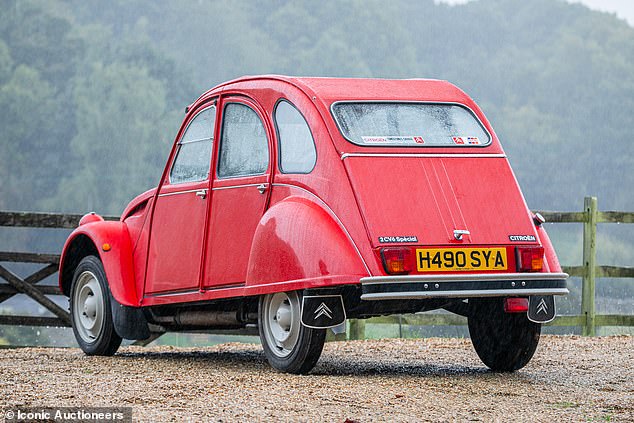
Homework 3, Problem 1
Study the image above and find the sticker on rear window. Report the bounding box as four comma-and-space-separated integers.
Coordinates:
362, 136, 424, 145
362, 136, 388, 143
453, 136, 480, 145
378, 236, 419, 243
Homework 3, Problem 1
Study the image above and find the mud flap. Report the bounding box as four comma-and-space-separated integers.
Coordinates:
528, 295, 556, 323
301, 295, 346, 329
110, 292, 150, 340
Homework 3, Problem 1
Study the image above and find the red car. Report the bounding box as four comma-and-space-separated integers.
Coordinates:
59, 76, 568, 374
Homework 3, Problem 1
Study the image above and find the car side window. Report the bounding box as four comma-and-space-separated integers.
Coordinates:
170, 106, 215, 184
218, 103, 269, 178
274, 100, 317, 173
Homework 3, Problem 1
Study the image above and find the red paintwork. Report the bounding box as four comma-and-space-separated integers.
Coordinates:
344, 156, 537, 248
78, 213, 104, 226
59, 75, 560, 308
204, 174, 270, 288
203, 96, 273, 289
60, 220, 138, 306
145, 180, 208, 294
246, 195, 368, 285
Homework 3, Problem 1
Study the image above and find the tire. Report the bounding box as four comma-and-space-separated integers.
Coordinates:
468, 298, 541, 372
258, 291, 326, 374
70, 256, 122, 356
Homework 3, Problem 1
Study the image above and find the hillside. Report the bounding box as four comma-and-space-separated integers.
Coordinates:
0, 0, 632, 214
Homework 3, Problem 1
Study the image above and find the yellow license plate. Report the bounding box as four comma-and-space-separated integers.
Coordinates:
416, 248, 507, 272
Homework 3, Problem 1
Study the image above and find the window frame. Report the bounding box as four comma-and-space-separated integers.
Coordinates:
330, 100, 492, 148
216, 101, 271, 179
168, 104, 216, 185
273, 99, 318, 175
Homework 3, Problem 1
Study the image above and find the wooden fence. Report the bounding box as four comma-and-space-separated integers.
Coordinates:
0, 196, 632, 344
0, 212, 117, 331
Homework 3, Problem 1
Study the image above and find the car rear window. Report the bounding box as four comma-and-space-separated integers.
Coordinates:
331, 102, 491, 147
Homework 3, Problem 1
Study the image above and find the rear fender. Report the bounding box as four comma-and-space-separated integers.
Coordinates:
59, 220, 139, 307
246, 196, 368, 287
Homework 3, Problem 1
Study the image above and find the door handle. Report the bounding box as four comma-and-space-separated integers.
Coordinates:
256, 184, 267, 194
195, 189, 208, 199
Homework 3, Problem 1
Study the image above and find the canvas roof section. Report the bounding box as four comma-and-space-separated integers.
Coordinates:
292, 76, 472, 105
198, 75, 472, 106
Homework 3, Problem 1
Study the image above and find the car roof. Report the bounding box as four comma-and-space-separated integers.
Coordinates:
195, 75, 473, 106
189, 74, 502, 156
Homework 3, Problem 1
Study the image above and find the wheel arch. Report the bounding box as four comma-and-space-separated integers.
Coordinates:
59, 221, 139, 307
60, 233, 99, 296
246, 196, 368, 288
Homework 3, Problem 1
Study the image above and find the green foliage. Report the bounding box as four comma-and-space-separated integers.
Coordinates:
55, 63, 175, 213
0, 65, 56, 210
0, 40, 12, 83
0, 0, 633, 214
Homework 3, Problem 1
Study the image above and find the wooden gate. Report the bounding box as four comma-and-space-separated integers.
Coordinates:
0, 211, 117, 329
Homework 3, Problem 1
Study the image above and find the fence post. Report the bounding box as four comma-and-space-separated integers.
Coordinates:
581, 196, 598, 336
348, 319, 365, 340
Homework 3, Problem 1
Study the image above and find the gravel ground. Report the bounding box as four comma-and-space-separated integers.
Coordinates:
0, 335, 632, 422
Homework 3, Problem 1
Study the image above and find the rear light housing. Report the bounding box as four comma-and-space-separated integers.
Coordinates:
380, 247, 413, 275
516, 246, 544, 272
504, 297, 529, 313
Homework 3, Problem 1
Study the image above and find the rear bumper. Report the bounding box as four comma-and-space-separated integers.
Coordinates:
360, 272, 569, 301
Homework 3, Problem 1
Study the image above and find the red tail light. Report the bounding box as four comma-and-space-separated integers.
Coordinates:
516, 246, 544, 272
381, 247, 413, 275
504, 297, 529, 313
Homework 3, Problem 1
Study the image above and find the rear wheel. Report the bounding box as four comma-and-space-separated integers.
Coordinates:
70, 256, 122, 356
468, 298, 541, 372
259, 291, 326, 374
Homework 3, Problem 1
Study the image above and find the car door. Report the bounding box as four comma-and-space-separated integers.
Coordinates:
144, 104, 216, 295
202, 98, 272, 289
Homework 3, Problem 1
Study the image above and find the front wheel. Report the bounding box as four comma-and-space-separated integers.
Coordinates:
468, 298, 541, 372
259, 291, 326, 374
70, 256, 122, 356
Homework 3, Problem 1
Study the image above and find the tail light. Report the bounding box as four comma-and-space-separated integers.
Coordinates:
380, 247, 413, 275
516, 246, 544, 272
504, 297, 529, 313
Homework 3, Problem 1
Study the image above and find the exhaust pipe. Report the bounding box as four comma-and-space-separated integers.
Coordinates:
174, 310, 241, 327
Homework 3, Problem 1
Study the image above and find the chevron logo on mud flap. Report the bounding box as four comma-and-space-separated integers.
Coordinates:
301, 295, 346, 329
528, 295, 556, 323
314, 303, 333, 320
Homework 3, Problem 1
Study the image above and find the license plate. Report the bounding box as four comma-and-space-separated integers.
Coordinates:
416, 248, 507, 272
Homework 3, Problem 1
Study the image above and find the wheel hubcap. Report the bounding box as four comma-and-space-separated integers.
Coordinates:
262, 292, 301, 358
276, 304, 292, 331
72, 271, 105, 343
84, 295, 97, 318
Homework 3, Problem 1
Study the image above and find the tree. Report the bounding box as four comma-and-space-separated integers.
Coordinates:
0, 65, 56, 210
55, 63, 177, 214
